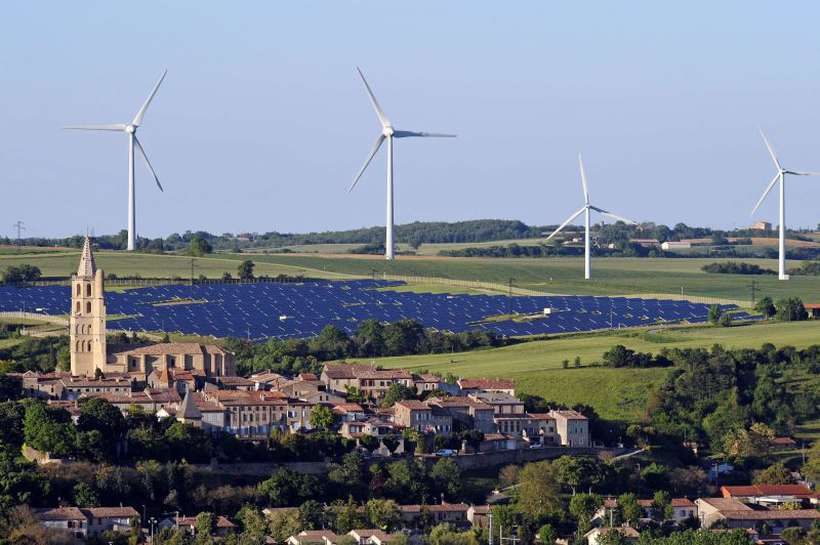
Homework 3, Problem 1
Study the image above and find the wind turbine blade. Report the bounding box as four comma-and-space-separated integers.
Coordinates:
751, 172, 780, 215
786, 170, 820, 176
759, 128, 781, 170
63, 124, 127, 131
393, 130, 457, 138
578, 153, 589, 204
544, 206, 587, 241
591, 207, 637, 225
356, 67, 389, 127
133, 136, 163, 191
132, 70, 167, 126
349, 134, 385, 192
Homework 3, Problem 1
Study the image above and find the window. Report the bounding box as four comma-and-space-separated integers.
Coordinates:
76, 302, 81, 313
75, 284, 81, 296
86, 283, 91, 296
85, 302, 91, 313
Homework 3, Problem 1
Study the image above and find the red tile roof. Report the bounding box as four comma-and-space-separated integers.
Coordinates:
721, 484, 814, 498
458, 378, 514, 390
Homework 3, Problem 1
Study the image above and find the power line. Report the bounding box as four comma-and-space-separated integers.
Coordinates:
12, 221, 25, 249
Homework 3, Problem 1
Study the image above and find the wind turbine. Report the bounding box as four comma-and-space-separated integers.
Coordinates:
348, 67, 455, 260
751, 129, 819, 280
65, 70, 167, 251
545, 154, 637, 280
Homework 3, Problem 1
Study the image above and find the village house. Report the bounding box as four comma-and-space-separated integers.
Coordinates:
719, 484, 816, 507
551, 409, 590, 447
158, 515, 236, 538
33, 507, 87, 541
82, 506, 140, 537
321, 363, 415, 399
585, 526, 640, 545
457, 378, 515, 396
34, 506, 140, 541
427, 396, 497, 434
696, 497, 820, 531
392, 400, 453, 435
399, 503, 470, 527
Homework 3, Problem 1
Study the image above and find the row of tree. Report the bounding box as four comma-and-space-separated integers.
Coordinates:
223, 320, 506, 376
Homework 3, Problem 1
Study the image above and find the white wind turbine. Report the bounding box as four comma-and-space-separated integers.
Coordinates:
751, 129, 820, 280
545, 154, 637, 280
65, 71, 167, 251
348, 67, 456, 260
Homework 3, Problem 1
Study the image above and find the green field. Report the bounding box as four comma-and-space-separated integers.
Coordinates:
352, 320, 820, 421
239, 254, 820, 303
3, 250, 818, 302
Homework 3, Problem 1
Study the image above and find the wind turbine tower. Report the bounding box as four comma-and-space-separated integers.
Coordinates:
545, 154, 637, 280
752, 129, 820, 280
65, 71, 167, 251
349, 68, 456, 260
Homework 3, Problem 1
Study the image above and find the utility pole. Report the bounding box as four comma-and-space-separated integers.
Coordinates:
488, 512, 493, 545
508, 278, 514, 314
190, 258, 195, 286
748, 280, 758, 307
12, 221, 25, 249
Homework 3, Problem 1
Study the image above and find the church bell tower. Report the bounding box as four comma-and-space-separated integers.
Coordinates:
70, 236, 107, 376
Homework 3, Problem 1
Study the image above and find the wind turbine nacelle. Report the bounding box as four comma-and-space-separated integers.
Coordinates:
382, 126, 394, 136
125, 125, 136, 134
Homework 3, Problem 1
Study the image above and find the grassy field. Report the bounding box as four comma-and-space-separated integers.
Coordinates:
0, 250, 351, 281
353, 320, 820, 421
3, 249, 818, 302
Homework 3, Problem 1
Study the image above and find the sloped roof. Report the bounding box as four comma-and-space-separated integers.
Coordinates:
77, 236, 96, 277
721, 484, 814, 498
178, 390, 202, 419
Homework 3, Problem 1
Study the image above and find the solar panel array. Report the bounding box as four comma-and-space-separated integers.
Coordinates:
0, 281, 756, 341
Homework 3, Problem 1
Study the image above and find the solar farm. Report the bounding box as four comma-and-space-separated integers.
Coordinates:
0, 280, 757, 340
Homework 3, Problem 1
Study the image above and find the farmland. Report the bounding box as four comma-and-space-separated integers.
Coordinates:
362, 320, 820, 421
2, 249, 819, 302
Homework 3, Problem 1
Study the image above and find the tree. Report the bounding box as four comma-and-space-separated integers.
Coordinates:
616, 493, 641, 525
309, 405, 336, 431
552, 456, 602, 495
195, 512, 216, 539
238, 260, 255, 281
569, 493, 602, 531
298, 500, 325, 530
753, 463, 795, 485
23, 401, 76, 457
380, 383, 416, 409
776, 297, 808, 321
77, 397, 126, 459
333, 496, 365, 534
1, 264, 42, 284
755, 296, 776, 318
328, 452, 367, 499
719, 313, 733, 327
708, 304, 722, 324
537, 524, 556, 545
651, 490, 673, 522
430, 458, 462, 499
365, 498, 400, 531
73, 482, 99, 507
597, 529, 630, 545
516, 461, 563, 524
189, 235, 213, 256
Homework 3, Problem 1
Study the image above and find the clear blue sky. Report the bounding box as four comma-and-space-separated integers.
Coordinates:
2, 1, 820, 239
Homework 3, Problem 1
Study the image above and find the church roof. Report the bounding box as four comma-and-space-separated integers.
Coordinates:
77, 236, 96, 277
178, 390, 202, 420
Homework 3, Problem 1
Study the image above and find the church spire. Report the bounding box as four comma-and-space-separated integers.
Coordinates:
77, 236, 96, 277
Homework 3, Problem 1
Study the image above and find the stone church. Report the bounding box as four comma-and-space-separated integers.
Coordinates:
70, 237, 235, 378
